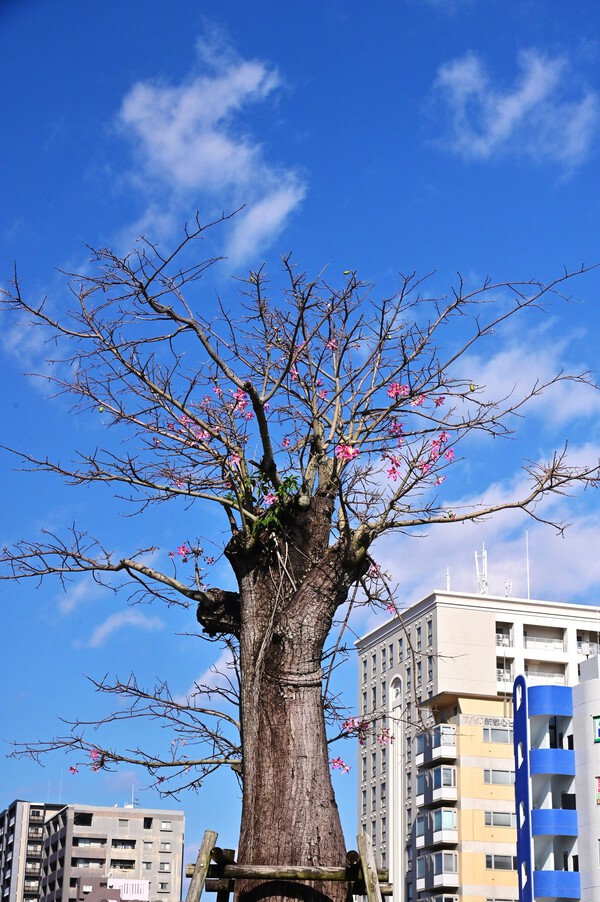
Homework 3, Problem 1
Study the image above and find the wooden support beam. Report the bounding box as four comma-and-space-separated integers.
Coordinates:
185, 830, 218, 902
357, 834, 382, 902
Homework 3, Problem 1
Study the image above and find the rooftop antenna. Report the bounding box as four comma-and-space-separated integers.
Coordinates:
475, 543, 488, 595
526, 530, 531, 600
504, 580, 512, 598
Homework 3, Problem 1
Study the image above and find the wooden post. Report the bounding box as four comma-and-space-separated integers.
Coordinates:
185, 830, 218, 902
357, 834, 382, 902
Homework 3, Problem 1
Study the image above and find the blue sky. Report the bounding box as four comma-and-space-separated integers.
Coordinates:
2, 0, 600, 861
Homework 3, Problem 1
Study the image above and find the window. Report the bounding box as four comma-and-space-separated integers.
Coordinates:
142, 862, 152, 871
381, 816, 386, 843
483, 726, 513, 744
73, 813, 93, 827
371, 820, 376, 844
362, 658, 368, 684
381, 781, 387, 804
594, 716, 600, 743
160, 820, 172, 831
371, 751, 377, 778
406, 667, 412, 691
372, 686, 377, 709
416, 773, 426, 797
361, 756, 367, 782
433, 809, 457, 832
485, 811, 516, 828
416, 856, 425, 879
484, 769, 514, 785
118, 819, 128, 828
486, 854, 516, 870
362, 690, 368, 714
372, 653, 377, 677
434, 852, 457, 875
160, 841, 171, 851
433, 766, 456, 789
399, 638, 404, 662
416, 626, 422, 651
417, 661, 422, 687
381, 746, 387, 774
371, 786, 377, 808
427, 620, 433, 647
381, 680, 387, 706
416, 732, 425, 756
389, 643, 394, 667
428, 656, 434, 681
362, 790, 367, 816
158, 883, 169, 892
143, 841, 153, 850
381, 647, 387, 672
416, 815, 426, 837
159, 862, 170, 872
143, 817, 153, 829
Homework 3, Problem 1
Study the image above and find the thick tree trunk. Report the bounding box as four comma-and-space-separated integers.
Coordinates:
233, 543, 353, 902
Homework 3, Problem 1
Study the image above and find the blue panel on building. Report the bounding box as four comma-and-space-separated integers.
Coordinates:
528, 684, 573, 717
531, 808, 578, 837
529, 747, 575, 776
533, 869, 581, 899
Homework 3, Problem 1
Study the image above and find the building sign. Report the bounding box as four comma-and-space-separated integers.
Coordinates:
107, 880, 150, 901
460, 715, 512, 728
593, 715, 600, 743
596, 777, 600, 805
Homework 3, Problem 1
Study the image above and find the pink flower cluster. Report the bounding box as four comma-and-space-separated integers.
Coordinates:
263, 491, 277, 506
387, 382, 409, 400
384, 452, 402, 481
335, 444, 360, 462
330, 756, 351, 774
376, 727, 395, 746
342, 717, 371, 746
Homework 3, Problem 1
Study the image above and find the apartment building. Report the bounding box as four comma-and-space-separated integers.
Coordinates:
356, 590, 600, 902
514, 654, 600, 900
0, 801, 184, 902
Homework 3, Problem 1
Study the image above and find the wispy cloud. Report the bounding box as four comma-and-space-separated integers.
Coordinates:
432, 49, 599, 170
85, 610, 164, 648
117, 34, 306, 263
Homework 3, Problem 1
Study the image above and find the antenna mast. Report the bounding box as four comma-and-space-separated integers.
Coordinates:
475, 543, 488, 595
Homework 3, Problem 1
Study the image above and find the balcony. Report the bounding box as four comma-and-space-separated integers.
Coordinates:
530, 748, 575, 776
525, 671, 566, 687
531, 808, 578, 836
577, 639, 599, 655
524, 635, 566, 652
533, 870, 580, 899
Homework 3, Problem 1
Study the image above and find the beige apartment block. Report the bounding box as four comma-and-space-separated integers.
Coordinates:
356, 590, 600, 902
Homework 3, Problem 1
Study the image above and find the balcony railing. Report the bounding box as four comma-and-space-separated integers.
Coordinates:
524, 636, 565, 651
526, 671, 566, 686
496, 633, 512, 647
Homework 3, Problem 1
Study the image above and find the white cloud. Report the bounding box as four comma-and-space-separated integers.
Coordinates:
433, 49, 599, 170
175, 647, 236, 705
117, 38, 306, 262
86, 610, 164, 648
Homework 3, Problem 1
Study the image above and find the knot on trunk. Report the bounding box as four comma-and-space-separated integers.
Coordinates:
264, 667, 324, 689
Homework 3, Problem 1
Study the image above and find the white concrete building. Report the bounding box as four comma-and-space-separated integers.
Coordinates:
0, 802, 184, 902
356, 590, 600, 902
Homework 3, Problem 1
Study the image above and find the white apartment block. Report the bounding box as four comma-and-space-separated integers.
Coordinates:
356, 590, 600, 902
0, 801, 184, 902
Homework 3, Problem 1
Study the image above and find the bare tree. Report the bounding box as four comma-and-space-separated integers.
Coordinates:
1, 217, 598, 902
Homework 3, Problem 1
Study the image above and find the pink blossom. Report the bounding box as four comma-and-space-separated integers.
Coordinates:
377, 727, 395, 746
419, 460, 431, 475
386, 454, 402, 481
387, 382, 409, 400
290, 366, 299, 381
282, 437, 291, 448
90, 749, 100, 761
180, 414, 191, 427
389, 420, 403, 438
229, 453, 241, 469
232, 388, 249, 412
174, 478, 184, 489
326, 338, 337, 350
435, 396, 445, 407
177, 544, 190, 562
335, 444, 360, 462
410, 394, 425, 407
330, 756, 351, 774
318, 390, 328, 400
195, 428, 210, 441
445, 448, 455, 462
205, 556, 215, 565
213, 385, 223, 398
264, 492, 277, 506
386, 603, 396, 614
68, 766, 78, 775
342, 718, 371, 746
435, 475, 446, 486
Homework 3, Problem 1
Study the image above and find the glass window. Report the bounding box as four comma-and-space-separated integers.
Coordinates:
371, 751, 377, 778
388, 643, 394, 667
361, 756, 367, 782
433, 809, 457, 831
399, 638, 403, 662
594, 716, 600, 743
416, 773, 426, 796
362, 790, 367, 816
416, 626, 422, 650
428, 656, 434, 681
160, 842, 171, 852
118, 819, 128, 828
416, 815, 426, 837
381, 746, 387, 774
381, 647, 387, 672
362, 658, 368, 684
416, 856, 425, 879
486, 854, 515, 870
483, 726, 513, 744
142, 862, 152, 871
427, 620, 433, 646
485, 811, 516, 828
160, 821, 172, 831
372, 653, 377, 676
434, 852, 457, 874
484, 769, 514, 785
